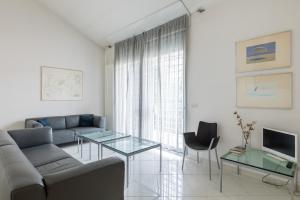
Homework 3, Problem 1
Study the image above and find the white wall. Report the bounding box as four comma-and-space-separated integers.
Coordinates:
0, 0, 105, 129
187, 0, 300, 174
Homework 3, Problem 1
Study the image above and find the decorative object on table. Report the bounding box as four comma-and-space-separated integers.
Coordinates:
229, 146, 246, 155
233, 111, 256, 148
41, 66, 83, 101
236, 31, 291, 72
236, 73, 292, 109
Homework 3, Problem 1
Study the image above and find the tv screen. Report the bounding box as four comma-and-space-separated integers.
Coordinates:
263, 128, 295, 158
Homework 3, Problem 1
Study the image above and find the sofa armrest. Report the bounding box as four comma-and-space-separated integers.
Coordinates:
93, 115, 106, 129
26, 120, 43, 128
8, 127, 53, 149
43, 157, 125, 200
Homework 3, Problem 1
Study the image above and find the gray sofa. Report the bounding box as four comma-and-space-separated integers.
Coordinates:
0, 127, 125, 200
25, 114, 106, 145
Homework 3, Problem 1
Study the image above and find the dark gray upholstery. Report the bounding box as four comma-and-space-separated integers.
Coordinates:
26, 120, 44, 128
22, 144, 71, 167
71, 127, 104, 135
0, 129, 125, 200
47, 117, 66, 130
65, 115, 80, 128
0, 140, 46, 200
0, 131, 16, 146
37, 157, 82, 176
25, 114, 106, 145
94, 115, 106, 129
8, 127, 53, 149
53, 129, 75, 144
43, 157, 125, 200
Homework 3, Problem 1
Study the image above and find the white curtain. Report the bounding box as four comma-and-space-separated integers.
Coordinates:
114, 15, 187, 151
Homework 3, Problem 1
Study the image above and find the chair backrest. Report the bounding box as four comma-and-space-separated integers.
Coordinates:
196, 121, 217, 146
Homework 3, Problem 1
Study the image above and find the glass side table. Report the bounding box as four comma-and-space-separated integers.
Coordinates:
101, 136, 162, 187
76, 130, 130, 160
220, 148, 298, 193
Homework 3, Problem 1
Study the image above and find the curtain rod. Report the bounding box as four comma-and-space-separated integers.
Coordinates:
104, 0, 191, 45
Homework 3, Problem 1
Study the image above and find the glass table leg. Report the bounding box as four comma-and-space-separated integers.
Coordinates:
126, 156, 129, 187
220, 159, 223, 192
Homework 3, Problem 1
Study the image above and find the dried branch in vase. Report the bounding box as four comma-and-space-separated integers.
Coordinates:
233, 111, 256, 148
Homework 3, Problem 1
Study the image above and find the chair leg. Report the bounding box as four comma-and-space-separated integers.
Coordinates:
208, 150, 211, 180
197, 151, 199, 163
215, 148, 220, 170
182, 146, 187, 171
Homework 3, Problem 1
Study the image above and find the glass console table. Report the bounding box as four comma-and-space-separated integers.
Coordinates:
76, 131, 130, 160
101, 136, 162, 187
220, 148, 298, 193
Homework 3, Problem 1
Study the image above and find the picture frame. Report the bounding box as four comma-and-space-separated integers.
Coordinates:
236, 73, 292, 109
236, 31, 291, 72
41, 66, 83, 101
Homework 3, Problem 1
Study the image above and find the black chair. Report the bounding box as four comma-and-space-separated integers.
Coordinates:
182, 121, 220, 180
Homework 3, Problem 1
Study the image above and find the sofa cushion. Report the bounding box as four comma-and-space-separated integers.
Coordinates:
79, 115, 94, 127
71, 127, 104, 135
37, 157, 82, 176
53, 130, 75, 145
65, 115, 80, 128
22, 144, 70, 167
47, 117, 66, 130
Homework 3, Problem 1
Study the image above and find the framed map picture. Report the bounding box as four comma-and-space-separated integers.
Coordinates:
236, 31, 291, 72
41, 66, 83, 101
236, 73, 292, 109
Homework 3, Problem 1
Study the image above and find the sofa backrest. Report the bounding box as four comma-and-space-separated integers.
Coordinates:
0, 131, 46, 200
65, 115, 80, 128
25, 114, 103, 130
8, 127, 53, 149
26, 116, 67, 130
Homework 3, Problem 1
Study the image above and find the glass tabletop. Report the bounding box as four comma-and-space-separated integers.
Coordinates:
102, 136, 161, 155
77, 130, 129, 143
221, 148, 297, 177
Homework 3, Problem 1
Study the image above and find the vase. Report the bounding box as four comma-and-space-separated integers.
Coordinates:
242, 135, 251, 149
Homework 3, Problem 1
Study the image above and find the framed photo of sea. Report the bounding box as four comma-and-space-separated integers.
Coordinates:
236, 31, 291, 72
236, 73, 292, 109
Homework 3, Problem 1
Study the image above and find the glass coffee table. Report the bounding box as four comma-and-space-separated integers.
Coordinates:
220, 148, 298, 193
101, 136, 162, 187
76, 131, 130, 160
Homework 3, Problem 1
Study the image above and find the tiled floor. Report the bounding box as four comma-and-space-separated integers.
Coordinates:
63, 143, 298, 200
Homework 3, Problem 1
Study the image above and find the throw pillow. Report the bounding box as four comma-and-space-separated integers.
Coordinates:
79, 115, 94, 127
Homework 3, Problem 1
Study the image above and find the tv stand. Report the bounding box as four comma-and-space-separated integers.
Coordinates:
266, 153, 286, 162
220, 148, 298, 195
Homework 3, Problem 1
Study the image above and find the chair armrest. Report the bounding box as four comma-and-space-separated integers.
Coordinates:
8, 127, 53, 149
43, 157, 125, 200
25, 120, 43, 128
209, 136, 220, 150
93, 115, 106, 129
183, 132, 196, 144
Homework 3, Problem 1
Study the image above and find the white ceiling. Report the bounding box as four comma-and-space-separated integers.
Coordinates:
35, 0, 222, 47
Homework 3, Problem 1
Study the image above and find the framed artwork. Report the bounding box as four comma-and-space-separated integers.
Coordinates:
236, 31, 291, 72
236, 73, 292, 109
41, 66, 83, 101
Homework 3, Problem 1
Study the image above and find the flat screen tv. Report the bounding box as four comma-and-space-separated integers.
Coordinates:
262, 128, 298, 163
